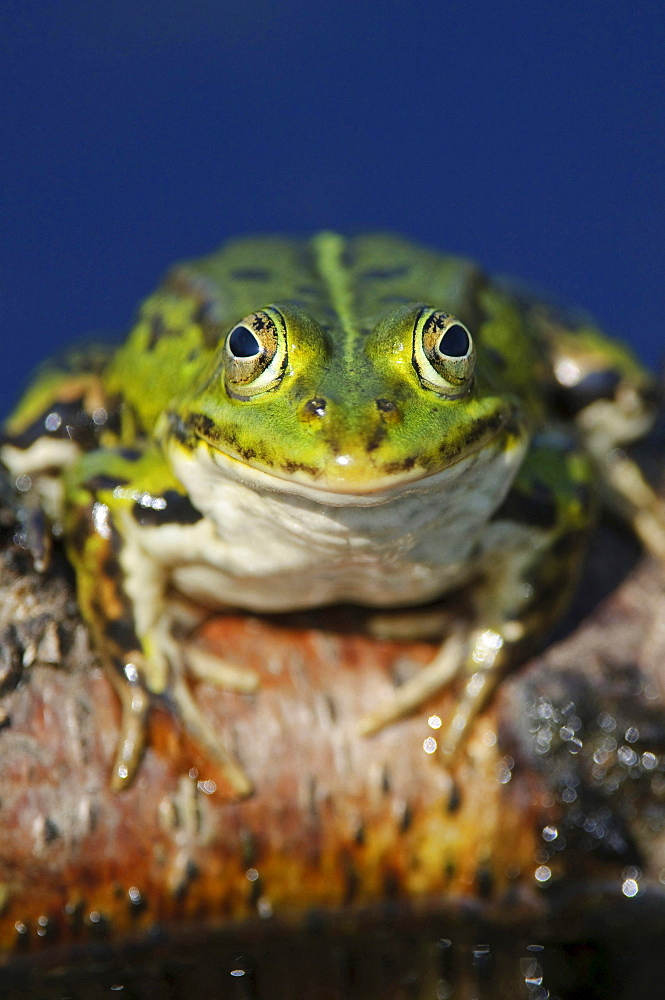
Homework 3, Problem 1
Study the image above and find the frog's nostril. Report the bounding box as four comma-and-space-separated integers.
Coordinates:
302, 397, 327, 418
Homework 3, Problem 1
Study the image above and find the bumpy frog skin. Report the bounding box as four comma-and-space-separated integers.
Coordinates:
2, 233, 663, 795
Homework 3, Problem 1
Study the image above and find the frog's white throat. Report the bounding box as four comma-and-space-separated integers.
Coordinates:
162, 435, 528, 612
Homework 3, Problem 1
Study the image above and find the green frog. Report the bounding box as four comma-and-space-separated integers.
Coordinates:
2, 233, 663, 796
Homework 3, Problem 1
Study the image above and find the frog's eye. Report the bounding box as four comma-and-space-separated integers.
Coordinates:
412, 308, 475, 397
223, 308, 288, 397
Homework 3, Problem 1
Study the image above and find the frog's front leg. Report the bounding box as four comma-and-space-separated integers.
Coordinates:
64, 447, 255, 796
361, 431, 595, 756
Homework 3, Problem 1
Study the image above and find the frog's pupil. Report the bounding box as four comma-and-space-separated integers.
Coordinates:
438, 324, 469, 358
229, 325, 261, 358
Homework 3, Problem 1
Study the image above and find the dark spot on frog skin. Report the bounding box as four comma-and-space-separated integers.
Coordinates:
85, 473, 130, 493
118, 448, 142, 462
492, 482, 558, 530
188, 413, 217, 440
433, 409, 511, 466
360, 265, 410, 280
191, 300, 218, 326
282, 458, 320, 477
146, 314, 166, 350
3, 400, 104, 452
484, 346, 508, 370
132, 490, 203, 527
550, 527, 589, 560
365, 423, 387, 453
165, 412, 197, 447
102, 554, 122, 583
573, 481, 592, 509
104, 615, 142, 655
376, 398, 396, 413
380, 294, 412, 305
340, 245, 356, 270
230, 268, 272, 281
553, 369, 623, 417
67, 509, 94, 556
382, 455, 416, 475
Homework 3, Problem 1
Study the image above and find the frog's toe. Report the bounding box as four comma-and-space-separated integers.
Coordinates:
358, 630, 466, 736
168, 672, 253, 798
110, 682, 151, 791
183, 644, 260, 694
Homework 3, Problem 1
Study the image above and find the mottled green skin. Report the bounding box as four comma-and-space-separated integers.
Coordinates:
1, 232, 659, 793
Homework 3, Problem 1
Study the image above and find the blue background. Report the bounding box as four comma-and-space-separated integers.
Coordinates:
2, 1, 664, 418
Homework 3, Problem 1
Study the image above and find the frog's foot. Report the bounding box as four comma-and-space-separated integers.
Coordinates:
437, 628, 507, 757
110, 671, 151, 791
155, 623, 255, 797
359, 627, 510, 756
166, 671, 254, 797
366, 606, 461, 642
603, 452, 665, 564
183, 644, 260, 695
358, 630, 467, 737
106, 623, 255, 797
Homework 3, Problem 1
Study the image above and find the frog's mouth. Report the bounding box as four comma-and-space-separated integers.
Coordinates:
167, 408, 527, 508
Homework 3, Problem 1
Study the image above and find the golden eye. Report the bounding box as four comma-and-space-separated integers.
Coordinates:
412, 308, 475, 397
223, 308, 287, 397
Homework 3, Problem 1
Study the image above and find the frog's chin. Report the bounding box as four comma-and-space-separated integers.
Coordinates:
168, 428, 527, 509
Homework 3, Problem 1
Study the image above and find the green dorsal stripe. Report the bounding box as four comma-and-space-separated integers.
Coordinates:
312, 232, 359, 365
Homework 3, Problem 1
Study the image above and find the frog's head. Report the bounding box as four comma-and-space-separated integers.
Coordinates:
162, 294, 529, 501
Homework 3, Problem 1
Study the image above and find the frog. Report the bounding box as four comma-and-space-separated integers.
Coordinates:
2, 232, 663, 797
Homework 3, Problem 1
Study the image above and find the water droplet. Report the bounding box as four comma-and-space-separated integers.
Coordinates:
423, 737, 437, 754
45, 411, 62, 432
597, 712, 616, 732
246, 868, 259, 882
534, 866, 551, 884
542, 825, 558, 842
197, 779, 217, 795
622, 878, 639, 897
617, 746, 638, 767
428, 715, 442, 730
